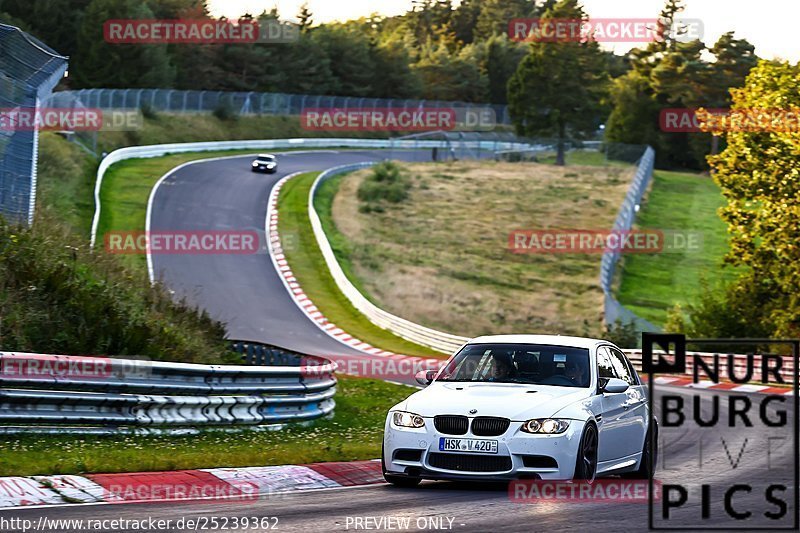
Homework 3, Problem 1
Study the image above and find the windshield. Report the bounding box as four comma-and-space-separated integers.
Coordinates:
436, 343, 591, 388
255, 156, 275, 162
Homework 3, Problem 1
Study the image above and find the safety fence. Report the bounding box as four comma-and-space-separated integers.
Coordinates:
44, 88, 512, 125
0, 351, 336, 434
0, 23, 67, 225
600, 146, 660, 333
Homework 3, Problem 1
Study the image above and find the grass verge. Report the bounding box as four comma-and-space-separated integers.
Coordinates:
0, 376, 410, 476
278, 172, 444, 358
616, 170, 738, 325
96, 149, 261, 270
329, 159, 634, 337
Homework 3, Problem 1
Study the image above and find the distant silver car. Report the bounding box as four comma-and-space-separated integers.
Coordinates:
251, 154, 277, 173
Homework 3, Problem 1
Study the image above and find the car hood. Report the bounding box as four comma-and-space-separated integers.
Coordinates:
400, 382, 591, 421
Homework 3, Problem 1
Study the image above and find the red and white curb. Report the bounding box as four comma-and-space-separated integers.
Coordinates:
265, 173, 442, 384
0, 460, 384, 509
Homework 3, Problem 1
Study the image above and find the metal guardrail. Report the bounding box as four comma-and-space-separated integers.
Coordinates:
90, 137, 536, 248
0, 351, 336, 433
600, 146, 660, 333
0, 23, 68, 225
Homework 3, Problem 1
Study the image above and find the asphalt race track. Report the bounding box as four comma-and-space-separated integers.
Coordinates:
5, 386, 796, 532
146, 149, 434, 364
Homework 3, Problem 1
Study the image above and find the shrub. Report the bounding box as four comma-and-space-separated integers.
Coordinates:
356, 162, 411, 207
140, 102, 159, 120
603, 318, 639, 348
0, 214, 232, 363
212, 103, 238, 121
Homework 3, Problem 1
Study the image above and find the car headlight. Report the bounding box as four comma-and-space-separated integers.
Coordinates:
521, 418, 570, 434
392, 411, 425, 428
251, 162, 258, 166
267, 163, 275, 167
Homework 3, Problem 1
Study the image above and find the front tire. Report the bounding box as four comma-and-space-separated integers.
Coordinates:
381, 444, 421, 487
383, 473, 421, 488
573, 423, 598, 482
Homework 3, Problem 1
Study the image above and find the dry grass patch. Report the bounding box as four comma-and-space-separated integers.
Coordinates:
331, 159, 634, 337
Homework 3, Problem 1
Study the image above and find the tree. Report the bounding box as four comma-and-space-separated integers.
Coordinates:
704, 60, 800, 338
297, 3, 313, 32
507, 0, 608, 164
73, 0, 175, 88
705, 32, 757, 107
413, 41, 488, 102
604, 71, 662, 150
0, 0, 92, 57
311, 25, 376, 96
473, 0, 539, 41
370, 40, 423, 98
483, 34, 526, 104
451, 0, 481, 44
275, 33, 336, 94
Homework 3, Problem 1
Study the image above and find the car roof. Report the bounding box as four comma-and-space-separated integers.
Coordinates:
466, 334, 610, 350
255, 154, 275, 158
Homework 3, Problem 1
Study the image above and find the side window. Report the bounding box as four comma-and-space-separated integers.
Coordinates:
597, 347, 618, 380
608, 347, 636, 385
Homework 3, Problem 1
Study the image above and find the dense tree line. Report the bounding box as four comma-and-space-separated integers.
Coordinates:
0, 0, 545, 103
1, 0, 761, 170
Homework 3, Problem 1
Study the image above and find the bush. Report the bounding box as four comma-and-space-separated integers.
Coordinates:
212, 103, 239, 121
140, 102, 159, 120
357, 162, 411, 206
603, 318, 640, 348
0, 214, 232, 363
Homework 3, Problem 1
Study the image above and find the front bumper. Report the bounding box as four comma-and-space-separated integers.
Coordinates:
383, 415, 585, 481
251, 165, 277, 173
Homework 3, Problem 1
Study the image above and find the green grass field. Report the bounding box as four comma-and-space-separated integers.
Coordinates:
616, 170, 738, 325
278, 172, 444, 358
328, 159, 633, 337
0, 376, 411, 476
95, 150, 259, 269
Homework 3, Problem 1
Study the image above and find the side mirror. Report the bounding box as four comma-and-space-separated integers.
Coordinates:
602, 377, 629, 394
415, 369, 436, 386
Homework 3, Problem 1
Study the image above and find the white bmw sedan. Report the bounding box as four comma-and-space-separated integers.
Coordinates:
382, 335, 656, 486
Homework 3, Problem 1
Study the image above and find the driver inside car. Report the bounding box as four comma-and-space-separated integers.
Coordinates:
565, 358, 588, 387
487, 353, 514, 381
